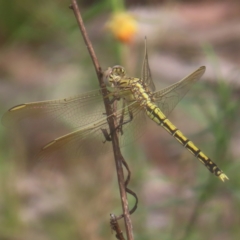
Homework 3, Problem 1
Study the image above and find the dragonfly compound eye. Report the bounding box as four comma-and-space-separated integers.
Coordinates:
111, 65, 126, 78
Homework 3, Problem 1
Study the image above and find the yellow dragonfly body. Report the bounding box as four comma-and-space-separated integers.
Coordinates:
2, 42, 228, 182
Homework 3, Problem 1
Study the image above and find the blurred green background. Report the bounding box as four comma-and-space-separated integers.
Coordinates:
0, 0, 240, 240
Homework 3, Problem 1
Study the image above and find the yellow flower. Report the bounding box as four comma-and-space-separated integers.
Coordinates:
106, 12, 138, 43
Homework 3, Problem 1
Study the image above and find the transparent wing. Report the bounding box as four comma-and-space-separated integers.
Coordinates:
2, 89, 108, 129
141, 37, 156, 91
37, 118, 112, 161
36, 100, 146, 161
2, 84, 146, 162
118, 103, 147, 148
153, 66, 206, 117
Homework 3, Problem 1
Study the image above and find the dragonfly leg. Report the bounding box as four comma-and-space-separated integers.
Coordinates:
101, 128, 112, 142
109, 93, 121, 104
117, 113, 133, 134
117, 102, 133, 135
101, 99, 133, 142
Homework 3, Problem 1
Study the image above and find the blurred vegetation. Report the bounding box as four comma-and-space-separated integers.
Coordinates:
0, 0, 240, 240
0, 0, 117, 44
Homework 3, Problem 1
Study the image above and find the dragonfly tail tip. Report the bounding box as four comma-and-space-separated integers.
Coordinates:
219, 173, 229, 182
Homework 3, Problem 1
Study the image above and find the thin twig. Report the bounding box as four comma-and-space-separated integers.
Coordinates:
69, 1, 134, 239
118, 159, 138, 219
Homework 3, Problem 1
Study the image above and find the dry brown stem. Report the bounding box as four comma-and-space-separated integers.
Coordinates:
70, 1, 134, 239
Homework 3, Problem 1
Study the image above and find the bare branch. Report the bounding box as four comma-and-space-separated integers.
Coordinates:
69, 1, 134, 239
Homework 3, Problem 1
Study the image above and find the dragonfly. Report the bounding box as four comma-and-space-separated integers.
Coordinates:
2, 41, 228, 182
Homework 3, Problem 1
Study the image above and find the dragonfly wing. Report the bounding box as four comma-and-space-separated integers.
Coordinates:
141, 38, 156, 92
153, 66, 206, 117
2, 89, 108, 129
36, 99, 144, 161
37, 118, 112, 162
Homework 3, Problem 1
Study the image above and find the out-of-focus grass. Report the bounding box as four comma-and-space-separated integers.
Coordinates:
0, 0, 114, 45
0, 0, 72, 44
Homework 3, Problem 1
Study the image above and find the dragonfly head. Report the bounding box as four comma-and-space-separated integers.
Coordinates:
104, 65, 126, 87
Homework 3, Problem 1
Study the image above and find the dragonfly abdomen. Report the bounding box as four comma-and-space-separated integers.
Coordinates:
145, 103, 228, 182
